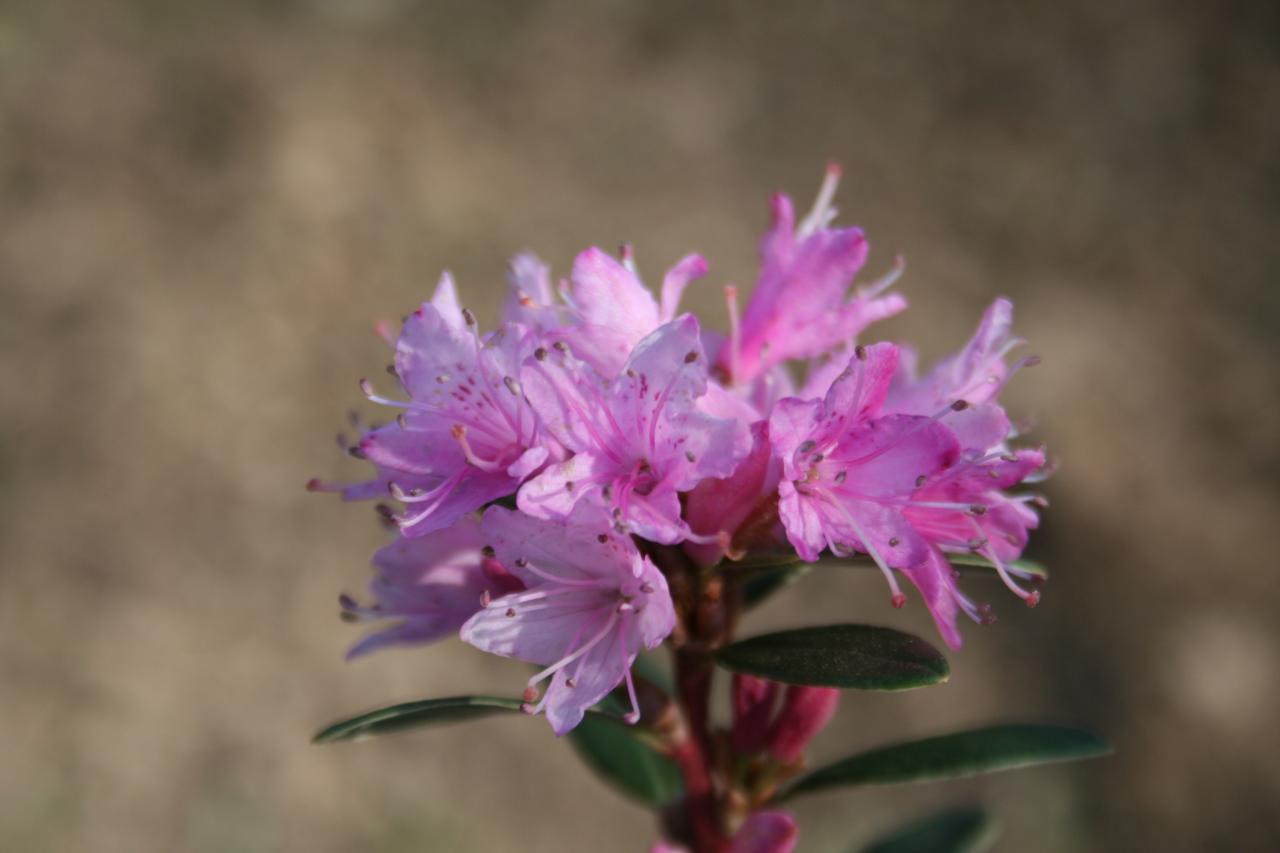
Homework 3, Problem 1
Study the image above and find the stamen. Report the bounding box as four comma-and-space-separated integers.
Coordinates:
724, 285, 741, 384
797, 161, 842, 239
449, 424, 505, 473
860, 254, 906, 298
821, 491, 906, 605
526, 609, 620, 689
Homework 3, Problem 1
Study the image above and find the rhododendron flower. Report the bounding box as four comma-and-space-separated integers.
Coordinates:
316, 275, 557, 536
460, 507, 675, 734
519, 314, 751, 544
770, 343, 961, 596
886, 297, 1039, 417
717, 165, 906, 386
500, 245, 709, 379
557, 246, 709, 378
314, 168, 1087, 852
340, 517, 523, 660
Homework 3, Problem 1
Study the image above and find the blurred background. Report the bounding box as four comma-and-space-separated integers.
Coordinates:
2, 1, 1277, 850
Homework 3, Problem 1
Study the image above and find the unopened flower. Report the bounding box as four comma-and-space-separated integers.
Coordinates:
767, 686, 840, 764
340, 518, 523, 660
650, 811, 798, 853
460, 507, 675, 734
519, 314, 751, 544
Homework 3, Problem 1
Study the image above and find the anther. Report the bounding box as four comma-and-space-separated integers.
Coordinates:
683, 350, 698, 364
626, 368, 638, 379
461, 308, 477, 327
479, 590, 491, 607
553, 341, 569, 353
685, 451, 697, 463
436, 373, 450, 384
854, 344, 867, 361
888, 537, 900, 547
514, 558, 528, 568
969, 504, 987, 515
396, 414, 408, 429
505, 608, 517, 618
503, 376, 522, 396
798, 440, 816, 453
565, 677, 577, 689
534, 347, 548, 361
834, 470, 848, 484
597, 534, 608, 543
951, 399, 969, 411
386, 364, 397, 376
482, 545, 496, 557
640, 582, 655, 594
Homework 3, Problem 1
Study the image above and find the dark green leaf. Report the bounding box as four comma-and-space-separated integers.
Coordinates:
741, 561, 813, 609
784, 724, 1112, 799
313, 695, 524, 743
714, 624, 949, 690
860, 808, 997, 853
946, 554, 1048, 582
568, 713, 683, 806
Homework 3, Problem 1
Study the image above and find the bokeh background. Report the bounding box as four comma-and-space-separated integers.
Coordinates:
3, 1, 1277, 851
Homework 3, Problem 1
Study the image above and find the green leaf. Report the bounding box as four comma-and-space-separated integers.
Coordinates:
714, 624, 949, 690
946, 554, 1049, 582
860, 808, 998, 853
783, 724, 1112, 799
313, 695, 524, 743
741, 561, 813, 609
568, 713, 683, 806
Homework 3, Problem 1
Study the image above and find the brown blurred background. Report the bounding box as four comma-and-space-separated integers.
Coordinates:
2, 1, 1277, 851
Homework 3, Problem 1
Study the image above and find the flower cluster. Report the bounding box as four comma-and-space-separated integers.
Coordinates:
315, 165, 1048, 735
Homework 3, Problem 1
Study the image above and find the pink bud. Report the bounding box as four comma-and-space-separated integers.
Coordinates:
731, 810, 797, 853
731, 674, 779, 754
766, 686, 839, 763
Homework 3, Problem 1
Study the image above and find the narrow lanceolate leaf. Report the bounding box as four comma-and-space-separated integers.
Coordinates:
860, 808, 997, 853
714, 625, 949, 690
568, 713, 683, 806
945, 554, 1049, 582
783, 724, 1113, 799
313, 696, 524, 743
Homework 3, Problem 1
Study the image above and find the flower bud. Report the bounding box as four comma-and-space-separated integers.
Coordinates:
766, 686, 839, 763
731, 674, 779, 754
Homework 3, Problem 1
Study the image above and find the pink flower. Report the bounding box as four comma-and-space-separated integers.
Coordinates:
317, 275, 557, 537
559, 246, 709, 378
885, 297, 1037, 416
460, 507, 676, 735
340, 517, 524, 660
769, 343, 961, 602
518, 315, 752, 544
717, 165, 906, 386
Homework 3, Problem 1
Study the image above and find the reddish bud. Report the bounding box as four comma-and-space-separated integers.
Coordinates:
731, 674, 779, 754
767, 686, 839, 763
